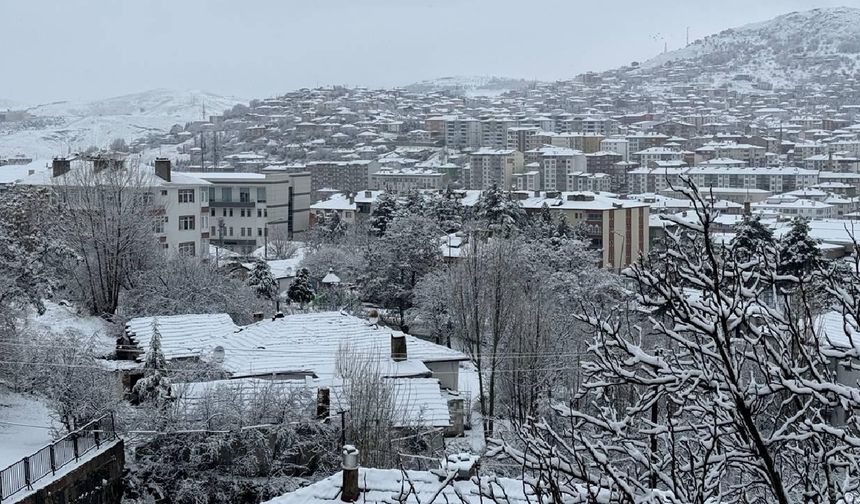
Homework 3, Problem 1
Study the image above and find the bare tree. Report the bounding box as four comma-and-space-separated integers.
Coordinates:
51, 157, 161, 315
490, 178, 860, 504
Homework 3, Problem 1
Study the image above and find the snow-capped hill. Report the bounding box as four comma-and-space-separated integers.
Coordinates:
0, 89, 242, 159
405, 75, 531, 96
27, 89, 241, 120
639, 7, 860, 87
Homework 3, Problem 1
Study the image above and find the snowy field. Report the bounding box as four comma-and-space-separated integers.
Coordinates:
0, 387, 54, 468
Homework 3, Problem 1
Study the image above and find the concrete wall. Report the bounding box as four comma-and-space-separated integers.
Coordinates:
17, 440, 124, 504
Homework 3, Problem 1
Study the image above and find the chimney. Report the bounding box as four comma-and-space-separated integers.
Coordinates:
390, 334, 407, 362
253, 312, 264, 323
316, 388, 330, 421
92, 156, 108, 172
155, 157, 171, 182
743, 201, 751, 216
52, 157, 70, 178
447, 397, 465, 437
348, 192, 355, 204
341, 445, 360, 502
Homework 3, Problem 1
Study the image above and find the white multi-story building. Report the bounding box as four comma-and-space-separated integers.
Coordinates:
600, 137, 630, 161
369, 167, 446, 193
195, 170, 311, 255
685, 166, 819, 194
468, 148, 524, 190
22, 157, 212, 256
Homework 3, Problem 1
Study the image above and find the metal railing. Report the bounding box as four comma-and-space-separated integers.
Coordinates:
0, 414, 116, 502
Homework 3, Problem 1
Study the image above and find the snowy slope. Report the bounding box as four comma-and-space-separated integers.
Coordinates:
0, 387, 55, 468
639, 7, 860, 87
0, 89, 241, 159
404, 75, 531, 96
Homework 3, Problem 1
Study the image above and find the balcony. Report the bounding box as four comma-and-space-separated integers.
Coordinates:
209, 200, 255, 208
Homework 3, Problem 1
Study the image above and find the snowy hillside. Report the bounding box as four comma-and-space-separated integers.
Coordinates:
0, 89, 241, 159
638, 7, 860, 87
404, 75, 532, 96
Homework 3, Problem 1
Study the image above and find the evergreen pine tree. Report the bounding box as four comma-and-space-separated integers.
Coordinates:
732, 214, 774, 259
370, 193, 398, 236
777, 217, 821, 279
247, 259, 279, 302
288, 267, 316, 307
132, 320, 171, 406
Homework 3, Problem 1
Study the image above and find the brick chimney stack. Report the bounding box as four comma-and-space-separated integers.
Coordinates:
52, 157, 70, 177
154, 157, 171, 182
390, 334, 407, 362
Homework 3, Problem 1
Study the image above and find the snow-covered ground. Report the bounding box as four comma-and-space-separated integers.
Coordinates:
27, 301, 116, 357
0, 89, 242, 159
0, 387, 55, 468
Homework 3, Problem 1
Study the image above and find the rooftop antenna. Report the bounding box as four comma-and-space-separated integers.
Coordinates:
686, 26, 690, 46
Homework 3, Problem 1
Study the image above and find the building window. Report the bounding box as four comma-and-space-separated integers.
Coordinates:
240, 187, 251, 203
240, 208, 245, 218
258, 228, 263, 236
221, 187, 232, 202
178, 189, 195, 203
229, 209, 234, 217
241, 227, 246, 237
153, 216, 166, 233
178, 242, 195, 256
210, 226, 216, 236
257, 187, 266, 202
257, 209, 262, 218
229, 227, 234, 236
179, 216, 195, 231
264, 208, 268, 217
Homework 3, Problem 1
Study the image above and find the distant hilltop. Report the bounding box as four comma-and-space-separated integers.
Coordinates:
625, 7, 860, 89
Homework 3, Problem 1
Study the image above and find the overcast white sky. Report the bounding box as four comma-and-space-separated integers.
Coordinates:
1, 0, 858, 104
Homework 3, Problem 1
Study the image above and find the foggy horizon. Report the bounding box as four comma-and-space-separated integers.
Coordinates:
2, 0, 860, 104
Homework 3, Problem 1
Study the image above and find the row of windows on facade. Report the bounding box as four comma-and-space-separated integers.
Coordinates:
175, 187, 268, 204
210, 226, 267, 238
210, 207, 268, 218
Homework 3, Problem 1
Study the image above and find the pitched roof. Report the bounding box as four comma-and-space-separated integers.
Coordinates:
125, 314, 238, 362
262, 468, 572, 504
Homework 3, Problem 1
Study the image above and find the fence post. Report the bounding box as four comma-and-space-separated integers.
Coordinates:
50, 444, 56, 474
94, 427, 101, 448
72, 434, 79, 460
23, 457, 31, 489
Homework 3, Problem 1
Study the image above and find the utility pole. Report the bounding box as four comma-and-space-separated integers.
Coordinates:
686, 26, 690, 46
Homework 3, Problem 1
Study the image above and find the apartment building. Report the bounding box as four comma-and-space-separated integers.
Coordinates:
585, 151, 623, 176
600, 137, 630, 161
468, 148, 524, 190
567, 171, 612, 193
525, 146, 586, 191
288, 160, 378, 199
480, 117, 517, 149
443, 116, 481, 150
22, 157, 212, 257
536, 132, 604, 153
518, 191, 650, 268
626, 166, 688, 194
633, 147, 683, 167
196, 170, 310, 255
694, 142, 767, 167
625, 132, 669, 154
803, 154, 860, 172
369, 167, 447, 193
506, 127, 542, 153
514, 170, 541, 191
685, 166, 819, 193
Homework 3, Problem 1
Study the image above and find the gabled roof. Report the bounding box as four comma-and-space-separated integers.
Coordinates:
125, 314, 238, 362
262, 468, 573, 504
